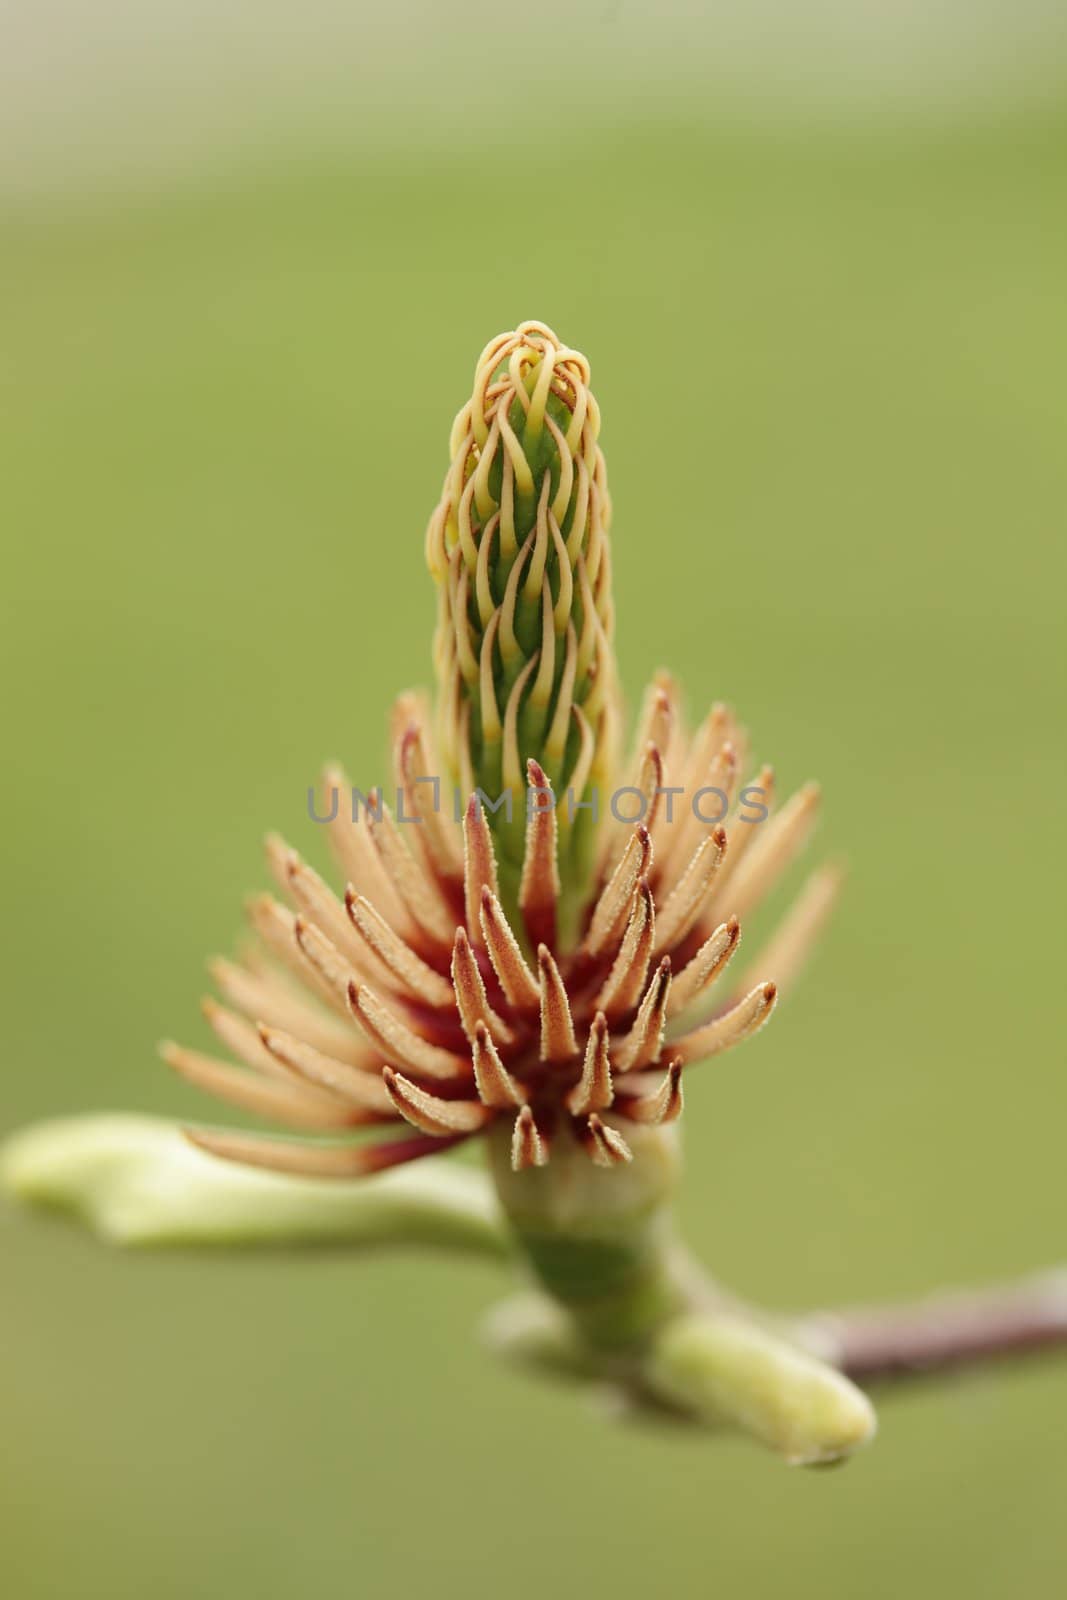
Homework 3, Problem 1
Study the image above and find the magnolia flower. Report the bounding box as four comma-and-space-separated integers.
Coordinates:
167, 323, 823, 1192
6, 322, 1066, 1468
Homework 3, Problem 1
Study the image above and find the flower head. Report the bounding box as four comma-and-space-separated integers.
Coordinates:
171, 325, 834, 1188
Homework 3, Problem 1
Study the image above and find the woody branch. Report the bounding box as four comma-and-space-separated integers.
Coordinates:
796, 1268, 1067, 1384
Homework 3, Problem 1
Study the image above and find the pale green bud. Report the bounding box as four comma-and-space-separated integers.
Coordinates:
648, 1312, 877, 1466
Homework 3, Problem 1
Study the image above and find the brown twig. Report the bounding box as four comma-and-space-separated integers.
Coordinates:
796, 1269, 1067, 1384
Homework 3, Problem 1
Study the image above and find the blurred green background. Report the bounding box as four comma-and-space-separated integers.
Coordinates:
3, 5, 1066, 1596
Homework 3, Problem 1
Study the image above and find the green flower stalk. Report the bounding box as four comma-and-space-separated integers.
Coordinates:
6, 322, 1067, 1468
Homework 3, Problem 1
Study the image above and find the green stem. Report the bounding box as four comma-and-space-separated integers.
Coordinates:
486, 1118, 690, 1352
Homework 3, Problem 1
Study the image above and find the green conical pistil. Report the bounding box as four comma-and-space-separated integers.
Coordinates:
426, 322, 619, 927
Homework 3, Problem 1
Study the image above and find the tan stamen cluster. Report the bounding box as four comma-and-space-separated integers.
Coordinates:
171, 680, 835, 1178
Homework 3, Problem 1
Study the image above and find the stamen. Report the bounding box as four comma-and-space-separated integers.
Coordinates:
394, 716, 464, 880
582, 826, 652, 957
201, 996, 294, 1081
659, 741, 738, 888
538, 945, 579, 1062
262, 833, 300, 904
369, 804, 456, 947
161, 1042, 363, 1129
653, 826, 728, 954
613, 957, 672, 1072
511, 1104, 548, 1170
451, 927, 514, 1045
519, 759, 560, 951
382, 1069, 493, 1137
347, 983, 469, 1082
734, 865, 842, 997
633, 679, 675, 775
319, 764, 414, 936
472, 1021, 527, 1109
258, 1025, 394, 1111
293, 916, 360, 1015
207, 958, 369, 1065
673, 981, 778, 1064
245, 894, 336, 1006
585, 1114, 633, 1167
710, 761, 776, 891
464, 794, 500, 934
678, 703, 734, 793
345, 892, 455, 1009
245, 891, 295, 958
667, 916, 742, 1016
185, 1127, 467, 1178
479, 888, 541, 1009
618, 1060, 684, 1125
285, 852, 387, 983
566, 1013, 614, 1115
593, 881, 656, 1018
596, 742, 663, 881
724, 783, 821, 921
